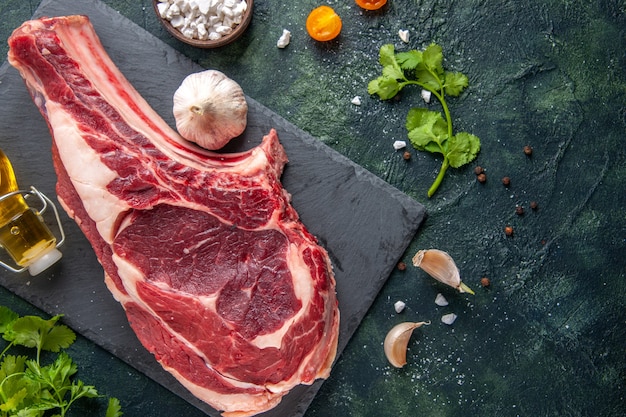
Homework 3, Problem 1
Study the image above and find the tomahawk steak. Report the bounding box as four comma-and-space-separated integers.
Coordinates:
8, 15, 339, 417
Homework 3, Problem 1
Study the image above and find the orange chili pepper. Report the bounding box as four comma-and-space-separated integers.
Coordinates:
355, 0, 387, 10
306, 6, 342, 42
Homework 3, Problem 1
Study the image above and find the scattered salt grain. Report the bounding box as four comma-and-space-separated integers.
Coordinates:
351, 96, 362, 106
441, 313, 457, 325
393, 140, 406, 150
277, 29, 291, 48
398, 29, 409, 43
394, 300, 406, 313
434, 293, 448, 306
421, 89, 432, 103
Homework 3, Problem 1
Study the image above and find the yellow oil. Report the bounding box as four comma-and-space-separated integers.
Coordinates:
0, 149, 57, 267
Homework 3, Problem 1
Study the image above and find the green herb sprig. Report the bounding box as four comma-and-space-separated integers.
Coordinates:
0, 306, 123, 417
368, 43, 481, 197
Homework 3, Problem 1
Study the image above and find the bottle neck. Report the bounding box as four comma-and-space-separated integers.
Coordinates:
0, 150, 30, 227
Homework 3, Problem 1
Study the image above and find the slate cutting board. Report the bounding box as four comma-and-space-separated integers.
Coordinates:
0, 0, 426, 416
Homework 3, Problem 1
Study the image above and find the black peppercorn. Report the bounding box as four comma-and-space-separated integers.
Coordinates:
523, 145, 533, 156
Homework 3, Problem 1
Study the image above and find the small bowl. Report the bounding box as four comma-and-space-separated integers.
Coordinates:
153, 0, 253, 48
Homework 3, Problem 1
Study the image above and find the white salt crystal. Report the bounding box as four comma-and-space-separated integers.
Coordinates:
277, 29, 291, 48
393, 140, 406, 150
351, 96, 362, 106
421, 89, 432, 103
394, 300, 406, 313
441, 313, 457, 325
434, 293, 448, 306
398, 29, 409, 43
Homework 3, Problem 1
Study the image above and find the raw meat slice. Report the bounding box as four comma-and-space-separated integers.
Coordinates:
8, 15, 339, 417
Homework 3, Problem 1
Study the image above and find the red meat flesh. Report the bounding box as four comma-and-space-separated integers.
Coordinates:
8, 15, 339, 417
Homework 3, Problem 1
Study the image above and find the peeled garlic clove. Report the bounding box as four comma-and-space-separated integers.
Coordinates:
412, 249, 475, 295
384, 321, 430, 368
173, 70, 248, 150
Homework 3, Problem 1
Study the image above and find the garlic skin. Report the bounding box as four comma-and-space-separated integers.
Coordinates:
384, 321, 430, 368
173, 70, 248, 150
412, 249, 475, 295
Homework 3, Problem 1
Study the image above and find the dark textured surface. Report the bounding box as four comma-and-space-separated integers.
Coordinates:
0, 0, 625, 416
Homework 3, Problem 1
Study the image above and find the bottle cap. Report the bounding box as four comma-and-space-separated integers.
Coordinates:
27, 248, 63, 276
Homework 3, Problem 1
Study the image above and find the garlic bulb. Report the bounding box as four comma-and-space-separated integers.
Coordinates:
173, 70, 248, 150
412, 249, 475, 295
383, 321, 430, 368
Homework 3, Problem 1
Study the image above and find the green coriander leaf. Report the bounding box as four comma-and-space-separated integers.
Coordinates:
19, 410, 46, 417
105, 397, 124, 417
0, 306, 19, 335
15, 409, 47, 417
382, 64, 404, 82
406, 108, 448, 143
378, 44, 397, 68
408, 126, 445, 154
9, 315, 75, 353
396, 50, 422, 70
413, 43, 445, 92
0, 387, 29, 412
422, 43, 444, 75
69, 379, 99, 401
1, 354, 27, 377
8, 315, 60, 349
40, 324, 75, 353
0, 310, 120, 417
367, 76, 401, 100
414, 67, 442, 92
27, 352, 77, 390
5, 320, 36, 348
444, 71, 469, 96
446, 132, 481, 168
369, 42, 481, 197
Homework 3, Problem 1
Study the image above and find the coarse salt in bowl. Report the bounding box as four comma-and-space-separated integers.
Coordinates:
153, 0, 253, 48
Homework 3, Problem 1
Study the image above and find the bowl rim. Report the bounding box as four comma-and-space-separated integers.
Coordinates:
152, 0, 253, 48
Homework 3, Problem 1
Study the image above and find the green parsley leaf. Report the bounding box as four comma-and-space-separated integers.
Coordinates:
0, 307, 122, 416
105, 397, 124, 417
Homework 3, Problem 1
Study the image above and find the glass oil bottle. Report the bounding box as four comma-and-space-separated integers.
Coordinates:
0, 149, 64, 275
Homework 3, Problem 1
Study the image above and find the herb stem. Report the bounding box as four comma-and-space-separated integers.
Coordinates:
431, 88, 454, 139
428, 156, 449, 197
